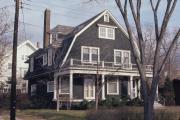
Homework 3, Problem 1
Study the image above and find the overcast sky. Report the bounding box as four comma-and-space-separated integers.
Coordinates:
0, 0, 179, 46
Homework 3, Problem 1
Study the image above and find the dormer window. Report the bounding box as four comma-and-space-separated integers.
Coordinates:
104, 14, 109, 22
56, 33, 63, 39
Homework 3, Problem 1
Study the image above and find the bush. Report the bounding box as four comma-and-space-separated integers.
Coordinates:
127, 97, 144, 106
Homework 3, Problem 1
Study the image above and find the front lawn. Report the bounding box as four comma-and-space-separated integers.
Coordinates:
0, 109, 86, 120
0, 107, 180, 120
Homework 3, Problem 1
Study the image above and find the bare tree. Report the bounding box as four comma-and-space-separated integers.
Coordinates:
114, 0, 180, 120
0, 8, 12, 77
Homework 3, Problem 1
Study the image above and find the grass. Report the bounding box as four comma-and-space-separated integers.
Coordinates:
0, 107, 180, 120
0, 109, 87, 120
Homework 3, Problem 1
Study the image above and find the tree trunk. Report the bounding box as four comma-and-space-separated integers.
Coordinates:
95, 94, 99, 110
144, 97, 154, 120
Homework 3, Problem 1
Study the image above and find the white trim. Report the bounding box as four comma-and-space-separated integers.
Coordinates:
107, 78, 119, 95
69, 73, 73, 100
104, 13, 109, 22
84, 78, 95, 100
60, 10, 140, 68
43, 53, 47, 66
47, 81, 54, 93
114, 49, 131, 67
102, 74, 105, 100
59, 77, 70, 94
97, 24, 117, 28
98, 26, 115, 40
81, 46, 100, 63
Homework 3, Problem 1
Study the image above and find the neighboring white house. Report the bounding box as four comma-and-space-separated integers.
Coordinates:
0, 40, 38, 93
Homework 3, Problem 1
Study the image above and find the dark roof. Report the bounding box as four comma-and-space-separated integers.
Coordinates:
50, 25, 74, 35
54, 11, 105, 69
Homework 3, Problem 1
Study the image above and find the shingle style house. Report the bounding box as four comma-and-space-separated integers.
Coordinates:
26, 10, 153, 104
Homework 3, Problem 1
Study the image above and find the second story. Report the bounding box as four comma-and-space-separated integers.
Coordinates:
54, 10, 140, 71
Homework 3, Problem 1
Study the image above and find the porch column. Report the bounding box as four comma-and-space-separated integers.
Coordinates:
130, 76, 133, 99
69, 72, 73, 100
138, 79, 141, 98
101, 74, 105, 100
53, 76, 58, 100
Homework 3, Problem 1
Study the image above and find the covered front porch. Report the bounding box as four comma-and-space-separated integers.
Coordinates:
53, 69, 148, 102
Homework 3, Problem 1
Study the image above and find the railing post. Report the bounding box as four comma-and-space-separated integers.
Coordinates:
70, 59, 73, 66
102, 61, 104, 68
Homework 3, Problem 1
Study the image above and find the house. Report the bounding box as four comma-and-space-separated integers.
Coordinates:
0, 40, 38, 93
25, 9, 153, 105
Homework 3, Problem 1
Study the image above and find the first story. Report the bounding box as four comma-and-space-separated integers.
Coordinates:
29, 69, 155, 103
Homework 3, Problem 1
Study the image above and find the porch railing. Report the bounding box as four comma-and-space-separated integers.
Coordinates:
69, 59, 153, 72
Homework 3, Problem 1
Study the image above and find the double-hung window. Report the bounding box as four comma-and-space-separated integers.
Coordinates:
82, 46, 99, 63
99, 26, 115, 39
107, 79, 119, 95
114, 50, 131, 69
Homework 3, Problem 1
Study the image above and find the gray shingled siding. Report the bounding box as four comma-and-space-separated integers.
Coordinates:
66, 15, 135, 64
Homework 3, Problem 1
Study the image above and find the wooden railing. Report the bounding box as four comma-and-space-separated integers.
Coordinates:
69, 59, 153, 72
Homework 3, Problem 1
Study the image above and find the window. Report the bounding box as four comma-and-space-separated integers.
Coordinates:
57, 33, 63, 39
22, 55, 28, 61
48, 48, 53, 66
47, 81, 54, 92
114, 50, 131, 68
107, 79, 119, 95
81, 46, 99, 63
43, 53, 47, 65
104, 14, 109, 22
30, 57, 34, 72
99, 26, 115, 39
84, 79, 95, 99
31, 84, 37, 96
60, 78, 69, 94
8, 63, 12, 69
114, 50, 122, 65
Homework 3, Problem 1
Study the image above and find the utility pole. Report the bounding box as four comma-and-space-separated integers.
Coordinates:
10, 0, 20, 120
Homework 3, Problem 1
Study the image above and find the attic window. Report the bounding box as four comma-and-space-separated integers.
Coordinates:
57, 33, 63, 39
104, 14, 109, 22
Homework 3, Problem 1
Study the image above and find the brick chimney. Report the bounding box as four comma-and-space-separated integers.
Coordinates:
36, 42, 40, 48
43, 9, 51, 48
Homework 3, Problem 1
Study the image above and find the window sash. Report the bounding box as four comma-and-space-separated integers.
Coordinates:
47, 81, 54, 92
107, 79, 119, 95
60, 79, 69, 94
114, 50, 131, 66
82, 47, 99, 63
99, 27, 115, 39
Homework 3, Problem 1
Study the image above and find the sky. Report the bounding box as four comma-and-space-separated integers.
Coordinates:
0, 0, 179, 47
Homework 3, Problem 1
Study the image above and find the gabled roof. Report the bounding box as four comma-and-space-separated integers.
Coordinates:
18, 40, 38, 51
54, 9, 140, 70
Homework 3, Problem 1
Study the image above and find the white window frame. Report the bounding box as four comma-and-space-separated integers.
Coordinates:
84, 78, 95, 99
59, 78, 70, 94
31, 84, 37, 96
48, 48, 53, 66
43, 53, 47, 66
107, 79, 119, 95
47, 81, 54, 93
98, 25, 116, 40
81, 46, 100, 63
114, 49, 131, 67
104, 13, 109, 22
30, 57, 34, 72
